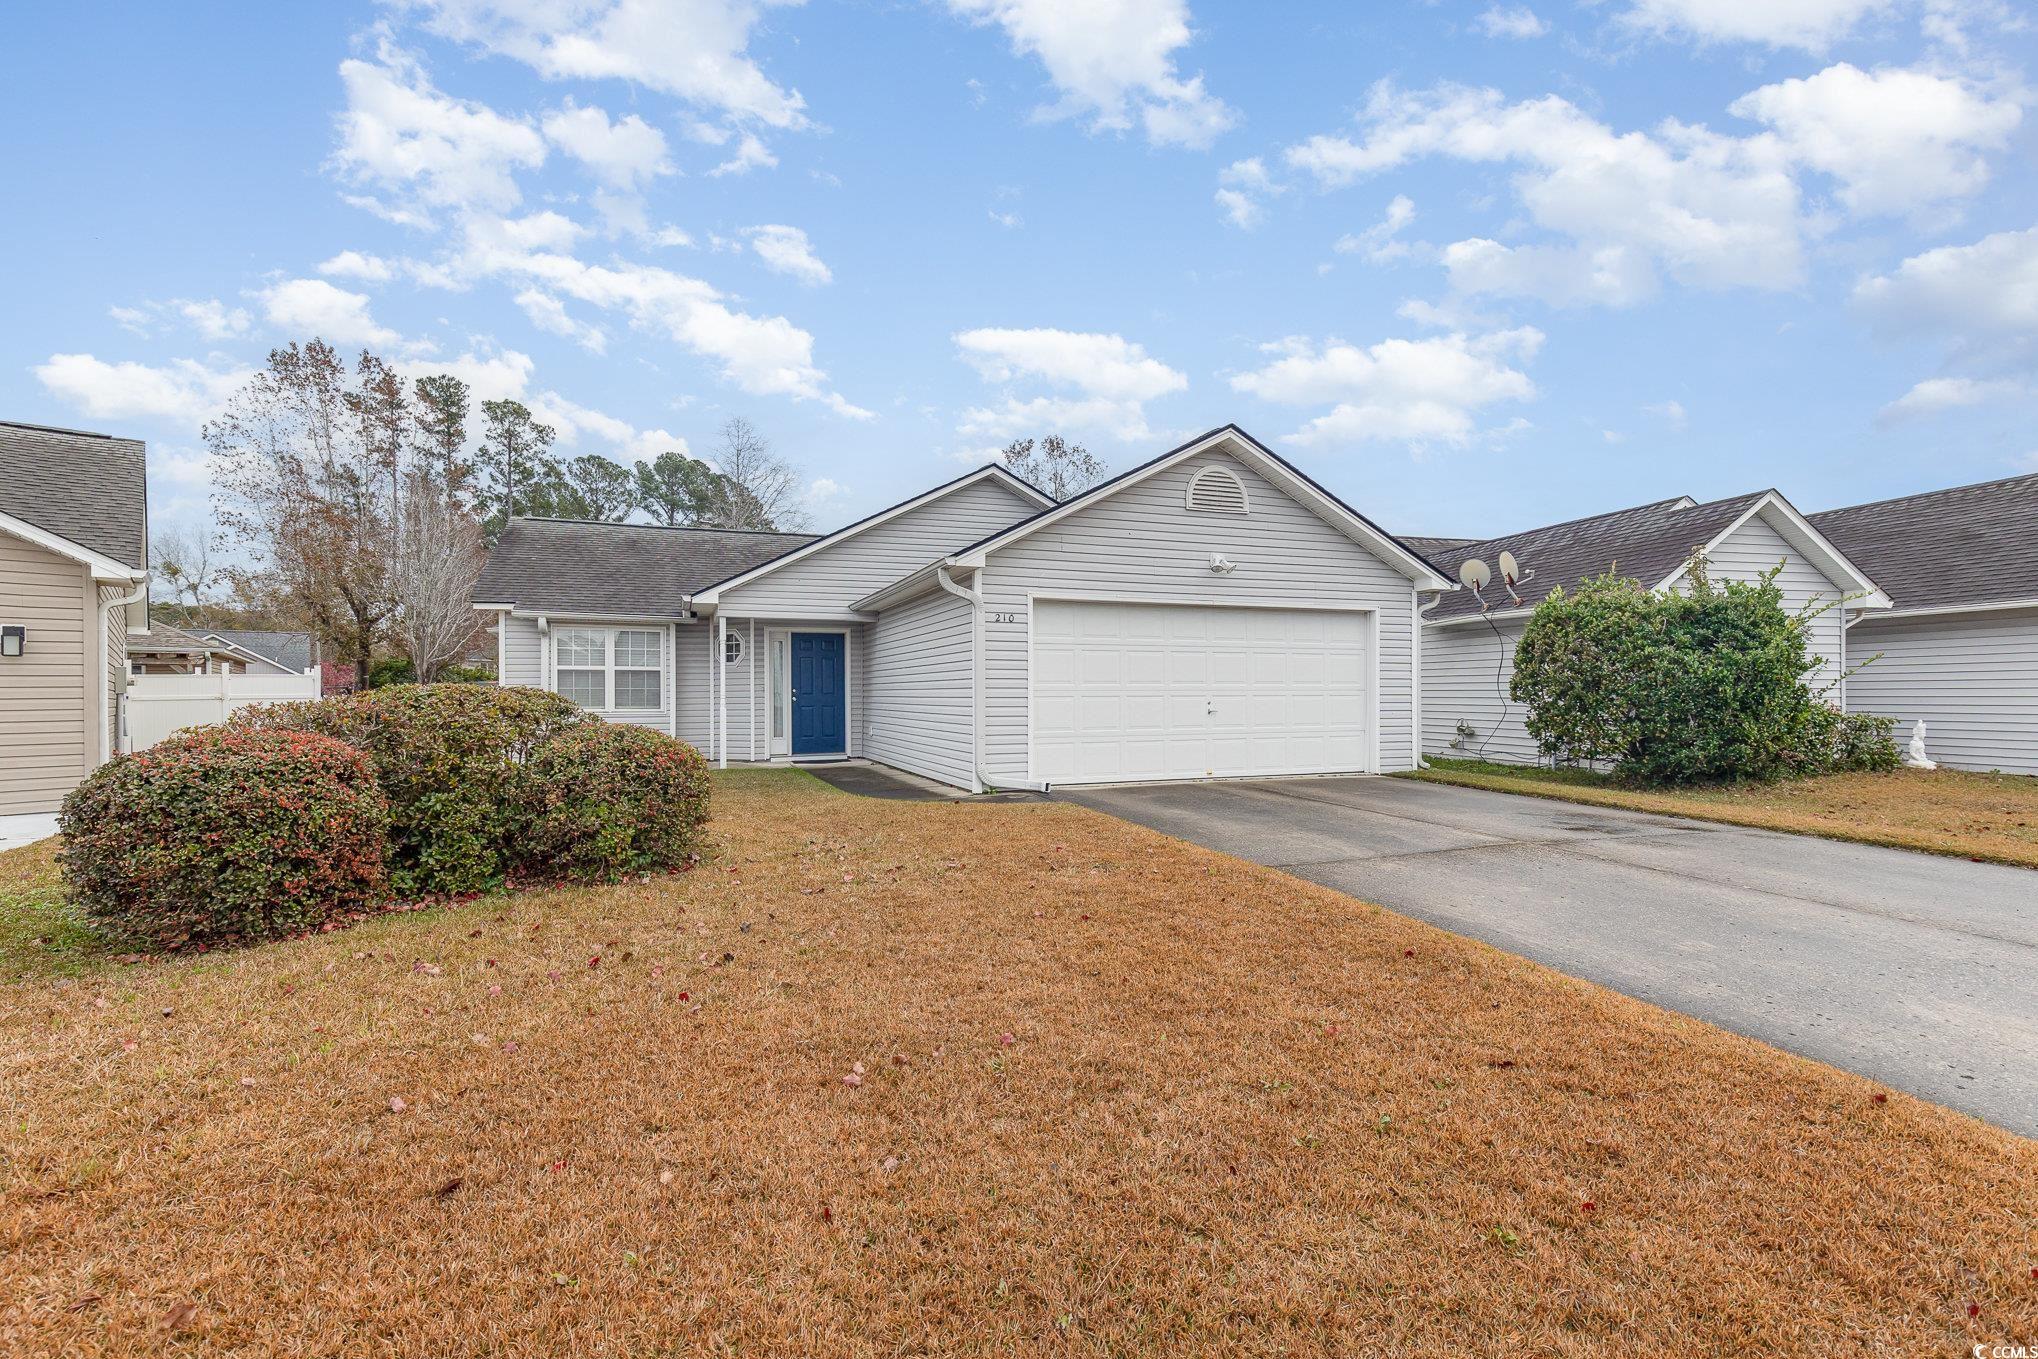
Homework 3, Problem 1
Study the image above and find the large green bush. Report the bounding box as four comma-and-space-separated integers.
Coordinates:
518, 723, 711, 884
1511, 555, 1897, 785
232, 684, 591, 895
59, 729, 388, 949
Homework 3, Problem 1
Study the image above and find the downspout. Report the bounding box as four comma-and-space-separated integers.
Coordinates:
935, 564, 1049, 795
97, 577, 149, 763
1413, 587, 1452, 770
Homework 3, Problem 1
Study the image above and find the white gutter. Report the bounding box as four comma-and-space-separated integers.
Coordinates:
934, 564, 1049, 796
97, 579, 149, 763
1413, 587, 1454, 770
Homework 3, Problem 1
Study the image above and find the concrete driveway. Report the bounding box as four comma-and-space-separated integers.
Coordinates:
1061, 776, 2038, 1137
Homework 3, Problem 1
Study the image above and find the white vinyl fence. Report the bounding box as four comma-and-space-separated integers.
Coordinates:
122, 670, 322, 753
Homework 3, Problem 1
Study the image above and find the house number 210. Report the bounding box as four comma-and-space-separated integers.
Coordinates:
987, 611, 1022, 624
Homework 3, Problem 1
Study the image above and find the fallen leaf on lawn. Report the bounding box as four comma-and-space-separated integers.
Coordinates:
239, 1076, 256, 1088
389, 1096, 408, 1113
436, 1177, 464, 1199
998, 1032, 1016, 1047
842, 1072, 863, 1087
162, 1301, 200, 1332
658, 1168, 675, 1185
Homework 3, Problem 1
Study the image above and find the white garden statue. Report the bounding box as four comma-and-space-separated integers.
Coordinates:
1903, 720, 1936, 770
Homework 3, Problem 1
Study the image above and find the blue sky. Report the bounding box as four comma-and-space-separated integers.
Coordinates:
4, 0, 2033, 543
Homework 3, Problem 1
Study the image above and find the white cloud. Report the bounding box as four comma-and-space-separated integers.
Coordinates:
317, 250, 396, 282
709, 131, 777, 176
33, 354, 255, 425
1877, 375, 2030, 421
405, 0, 809, 130
1645, 398, 1688, 427
1855, 225, 2038, 412
807, 476, 845, 506
1215, 156, 1280, 229
257, 278, 401, 347
746, 224, 831, 285
1616, 0, 1894, 51
109, 305, 151, 335
945, 0, 1235, 149
1285, 80, 1805, 305
1334, 194, 1417, 263
541, 100, 673, 189
177, 299, 253, 341
1854, 225, 2038, 344
441, 212, 869, 417
1476, 5, 1549, 38
1729, 64, 2021, 216
989, 208, 1024, 229
332, 39, 547, 219
954, 326, 1188, 440
514, 288, 608, 353
1230, 327, 1543, 448
526, 390, 684, 462
393, 347, 537, 403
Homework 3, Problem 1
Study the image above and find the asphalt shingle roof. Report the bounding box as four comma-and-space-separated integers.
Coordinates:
205, 629, 315, 672
128, 624, 217, 655
1419, 492, 1768, 622
0, 421, 147, 570
1398, 535, 1478, 561
1809, 473, 2038, 613
472, 518, 817, 618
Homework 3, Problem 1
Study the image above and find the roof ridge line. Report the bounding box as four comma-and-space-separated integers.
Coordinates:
1812, 470, 2038, 519
1444, 493, 1702, 550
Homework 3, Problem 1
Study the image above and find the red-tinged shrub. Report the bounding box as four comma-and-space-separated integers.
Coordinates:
58, 729, 388, 949
231, 684, 590, 896
518, 723, 711, 884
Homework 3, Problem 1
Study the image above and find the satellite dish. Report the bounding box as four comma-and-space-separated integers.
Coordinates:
1498, 550, 1520, 586
1458, 558, 1491, 590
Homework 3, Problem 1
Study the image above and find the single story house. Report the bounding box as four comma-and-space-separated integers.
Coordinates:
474, 426, 1451, 791
0, 421, 149, 816
1408, 490, 1891, 766
1811, 473, 2038, 776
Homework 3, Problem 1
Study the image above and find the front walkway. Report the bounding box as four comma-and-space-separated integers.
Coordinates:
0, 813, 61, 854
1063, 774, 2038, 1136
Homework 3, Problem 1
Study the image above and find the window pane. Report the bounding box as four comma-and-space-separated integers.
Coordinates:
557, 628, 605, 667
614, 668, 660, 710
615, 629, 660, 668
558, 667, 606, 708
770, 639, 786, 740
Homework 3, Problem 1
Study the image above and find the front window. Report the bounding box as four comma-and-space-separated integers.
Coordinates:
555, 626, 661, 711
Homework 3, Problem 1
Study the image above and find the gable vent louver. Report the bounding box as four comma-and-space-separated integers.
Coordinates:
1185, 466, 1250, 515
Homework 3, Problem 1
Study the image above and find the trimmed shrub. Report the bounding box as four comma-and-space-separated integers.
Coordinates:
518, 723, 711, 884
1792, 707, 1902, 776
59, 729, 387, 949
232, 685, 590, 895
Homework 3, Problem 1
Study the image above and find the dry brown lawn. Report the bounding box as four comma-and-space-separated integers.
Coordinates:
3, 767, 2036, 1357
1407, 759, 2038, 870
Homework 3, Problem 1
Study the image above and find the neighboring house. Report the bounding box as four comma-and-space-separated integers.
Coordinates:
0, 421, 150, 816
128, 624, 221, 675
1811, 473, 2038, 776
1412, 491, 1889, 766
198, 629, 316, 675
474, 426, 1450, 790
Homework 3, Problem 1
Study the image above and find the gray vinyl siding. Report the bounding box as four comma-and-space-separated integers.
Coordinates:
979, 449, 1419, 784
716, 477, 1037, 615
1697, 511, 1848, 699
101, 584, 127, 759
0, 531, 90, 814
864, 587, 975, 787
501, 612, 543, 685
675, 622, 713, 748
1847, 607, 2038, 776
1421, 618, 1538, 764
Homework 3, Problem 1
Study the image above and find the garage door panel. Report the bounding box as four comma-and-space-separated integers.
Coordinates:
1033, 600, 1371, 784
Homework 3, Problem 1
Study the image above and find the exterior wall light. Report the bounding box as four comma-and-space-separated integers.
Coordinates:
0, 625, 23, 657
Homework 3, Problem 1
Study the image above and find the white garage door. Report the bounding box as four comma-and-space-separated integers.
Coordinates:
1031, 599, 1372, 784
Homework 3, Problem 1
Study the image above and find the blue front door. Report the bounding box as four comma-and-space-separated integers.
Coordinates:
791, 632, 846, 755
